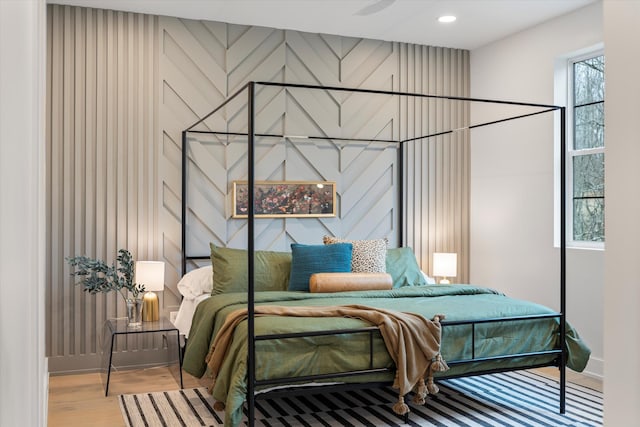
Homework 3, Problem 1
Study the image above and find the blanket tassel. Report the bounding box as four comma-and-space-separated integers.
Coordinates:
392, 395, 410, 416
412, 378, 427, 405
430, 353, 449, 373
426, 376, 439, 395
423, 353, 449, 395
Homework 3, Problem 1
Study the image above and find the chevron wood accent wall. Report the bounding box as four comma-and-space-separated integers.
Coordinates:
46, 6, 469, 372
160, 17, 469, 290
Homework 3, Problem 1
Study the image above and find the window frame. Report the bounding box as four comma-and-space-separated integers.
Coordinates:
554, 45, 605, 250
565, 49, 605, 249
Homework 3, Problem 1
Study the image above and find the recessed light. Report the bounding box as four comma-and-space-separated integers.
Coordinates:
438, 15, 457, 23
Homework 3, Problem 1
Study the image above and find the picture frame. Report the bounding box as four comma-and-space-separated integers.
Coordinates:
232, 181, 336, 218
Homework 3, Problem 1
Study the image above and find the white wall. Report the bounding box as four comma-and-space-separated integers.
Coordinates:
470, 1, 604, 379
0, 0, 47, 425
602, 1, 640, 424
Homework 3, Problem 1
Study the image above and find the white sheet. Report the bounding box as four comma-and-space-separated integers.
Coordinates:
174, 293, 211, 338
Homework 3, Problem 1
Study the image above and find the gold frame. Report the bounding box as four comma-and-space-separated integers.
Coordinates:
232, 181, 336, 218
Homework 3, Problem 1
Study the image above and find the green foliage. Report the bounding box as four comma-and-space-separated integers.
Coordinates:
66, 249, 145, 302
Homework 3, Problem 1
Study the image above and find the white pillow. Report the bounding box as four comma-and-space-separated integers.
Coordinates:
422, 270, 436, 285
177, 266, 213, 300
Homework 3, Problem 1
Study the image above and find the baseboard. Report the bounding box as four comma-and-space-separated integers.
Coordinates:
48, 347, 180, 374
582, 356, 604, 380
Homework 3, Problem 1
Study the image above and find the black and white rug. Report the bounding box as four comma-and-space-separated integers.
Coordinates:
119, 370, 602, 426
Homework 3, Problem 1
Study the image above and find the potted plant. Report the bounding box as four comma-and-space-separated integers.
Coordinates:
66, 249, 146, 326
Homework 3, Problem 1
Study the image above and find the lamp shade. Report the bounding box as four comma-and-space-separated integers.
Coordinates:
134, 261, 165, 292
433, 253, 457, 278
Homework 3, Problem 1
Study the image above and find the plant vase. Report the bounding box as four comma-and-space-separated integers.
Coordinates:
126, 297, 144, 327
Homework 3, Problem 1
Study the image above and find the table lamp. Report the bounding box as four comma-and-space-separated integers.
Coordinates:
433, 252, 457, 284
135, 261, 165, 322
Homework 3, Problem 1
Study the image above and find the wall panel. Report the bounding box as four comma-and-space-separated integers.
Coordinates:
399, 45, 470, 282
47, 5, 159, 371
47, 5, 469, 371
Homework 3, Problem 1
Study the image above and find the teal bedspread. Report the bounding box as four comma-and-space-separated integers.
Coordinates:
183, 285, 590, 427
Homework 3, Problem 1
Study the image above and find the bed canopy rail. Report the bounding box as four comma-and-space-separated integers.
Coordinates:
181, 81, 567, 424
184, 81, 563, 141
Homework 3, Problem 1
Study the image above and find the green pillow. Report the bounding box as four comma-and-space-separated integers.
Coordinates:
385, 247, 426, 288
288, 243, 353, 291
210, 244, 292, 294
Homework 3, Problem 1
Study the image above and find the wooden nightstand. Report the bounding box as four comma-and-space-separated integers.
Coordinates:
101, 317, 183, 396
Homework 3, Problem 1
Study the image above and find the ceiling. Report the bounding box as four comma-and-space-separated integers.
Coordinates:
48, 0, 596, 50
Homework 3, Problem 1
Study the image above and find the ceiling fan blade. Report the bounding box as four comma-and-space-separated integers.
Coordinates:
355, 0, 396, 16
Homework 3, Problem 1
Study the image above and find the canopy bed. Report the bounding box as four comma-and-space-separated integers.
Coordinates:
178, 81, 589, 427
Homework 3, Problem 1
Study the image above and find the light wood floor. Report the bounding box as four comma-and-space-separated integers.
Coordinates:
47, 366, 602, 427
536, 366, 602, 392
47, 366, 204, 427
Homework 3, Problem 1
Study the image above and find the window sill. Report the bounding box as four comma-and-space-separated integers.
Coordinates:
564, 243, 605, 251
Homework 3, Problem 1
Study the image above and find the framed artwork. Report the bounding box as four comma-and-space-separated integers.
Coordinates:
232, 181, 336, 218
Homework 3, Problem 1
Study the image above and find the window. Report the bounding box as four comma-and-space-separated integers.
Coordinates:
568, 54, 605, 246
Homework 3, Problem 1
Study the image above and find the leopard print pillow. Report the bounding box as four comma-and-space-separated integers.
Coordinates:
323, 236, 388, 273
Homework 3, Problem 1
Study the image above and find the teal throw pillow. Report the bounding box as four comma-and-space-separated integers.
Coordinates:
288, 243, 353, 291
210, 244, 292, 294
386, 247, 427, 288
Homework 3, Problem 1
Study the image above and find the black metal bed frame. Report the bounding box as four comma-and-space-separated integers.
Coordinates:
181, 81, 567, 425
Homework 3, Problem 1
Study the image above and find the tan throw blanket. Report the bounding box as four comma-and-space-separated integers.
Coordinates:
205, 304, 448, 415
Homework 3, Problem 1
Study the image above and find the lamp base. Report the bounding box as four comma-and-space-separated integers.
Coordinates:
142, 291, 159, 322
439, 278, 450, 285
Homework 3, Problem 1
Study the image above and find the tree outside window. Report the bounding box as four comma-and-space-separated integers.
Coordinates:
571, 55, 604, 243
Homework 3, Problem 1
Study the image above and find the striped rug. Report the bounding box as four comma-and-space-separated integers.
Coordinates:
119, 370, 602, 426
